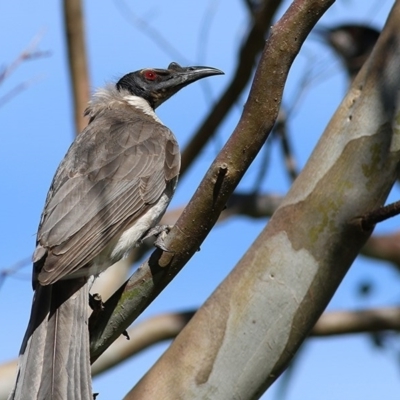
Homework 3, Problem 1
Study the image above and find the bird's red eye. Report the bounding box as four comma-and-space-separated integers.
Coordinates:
144, 70, 157, 81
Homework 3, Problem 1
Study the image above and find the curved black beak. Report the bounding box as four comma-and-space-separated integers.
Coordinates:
151, 62, 224, 106
167, 62, 224, 81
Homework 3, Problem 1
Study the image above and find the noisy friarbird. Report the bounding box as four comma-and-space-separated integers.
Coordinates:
9, 62, 223, 400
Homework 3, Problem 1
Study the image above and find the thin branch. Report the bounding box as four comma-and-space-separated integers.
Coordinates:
311, 307, 400, 336
0, 31, 49, 108
0, 257, 32, 290
360, 200, 400, 230
63, 0, 90, 134
251, 137, 273, 192
195, 0, 222, 105
0, 30, 48, 85
91, 311, 195, 376
275, 109, 298, 181
0, 76, 44, 108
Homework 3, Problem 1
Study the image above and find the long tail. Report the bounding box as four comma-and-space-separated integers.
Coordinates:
9, 279, 93, 400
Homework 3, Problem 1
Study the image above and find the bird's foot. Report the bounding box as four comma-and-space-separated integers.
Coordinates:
89, 293, 104, 312
141, 224, 173, 252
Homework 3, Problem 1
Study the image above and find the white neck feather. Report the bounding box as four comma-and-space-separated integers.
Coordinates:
123, 95, 163, 124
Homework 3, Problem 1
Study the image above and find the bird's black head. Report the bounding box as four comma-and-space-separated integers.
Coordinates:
116, 62, 223, 109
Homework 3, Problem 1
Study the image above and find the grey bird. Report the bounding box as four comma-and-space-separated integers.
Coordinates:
10, 62, 223, 400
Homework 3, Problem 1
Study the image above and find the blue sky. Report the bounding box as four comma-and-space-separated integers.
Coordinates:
1, 0, 399, 399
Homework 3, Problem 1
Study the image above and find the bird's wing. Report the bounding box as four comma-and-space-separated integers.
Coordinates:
34, 106, 180, 284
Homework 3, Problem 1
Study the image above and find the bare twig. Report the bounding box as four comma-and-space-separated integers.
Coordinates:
360, 200, 400, 230
0, 30, 49, 85
195, 0, 221, 105
274, 109, 298, 181
0, 76, 45, 108
0, 31, 49, 108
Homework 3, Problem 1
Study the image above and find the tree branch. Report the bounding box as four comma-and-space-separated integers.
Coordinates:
91, 311, 195, 376
0, 31, 49, 107
63, 0, 90, 134
312, 307, 400, 336
362, 231, 400, 270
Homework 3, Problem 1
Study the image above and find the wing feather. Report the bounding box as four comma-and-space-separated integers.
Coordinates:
35, 104, 180, 284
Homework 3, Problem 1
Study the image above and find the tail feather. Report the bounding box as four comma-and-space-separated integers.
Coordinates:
9, 279, 93, 400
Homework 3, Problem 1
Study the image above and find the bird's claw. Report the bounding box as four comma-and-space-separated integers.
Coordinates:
89, 293, 104, 312
141, 224, 173, 252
